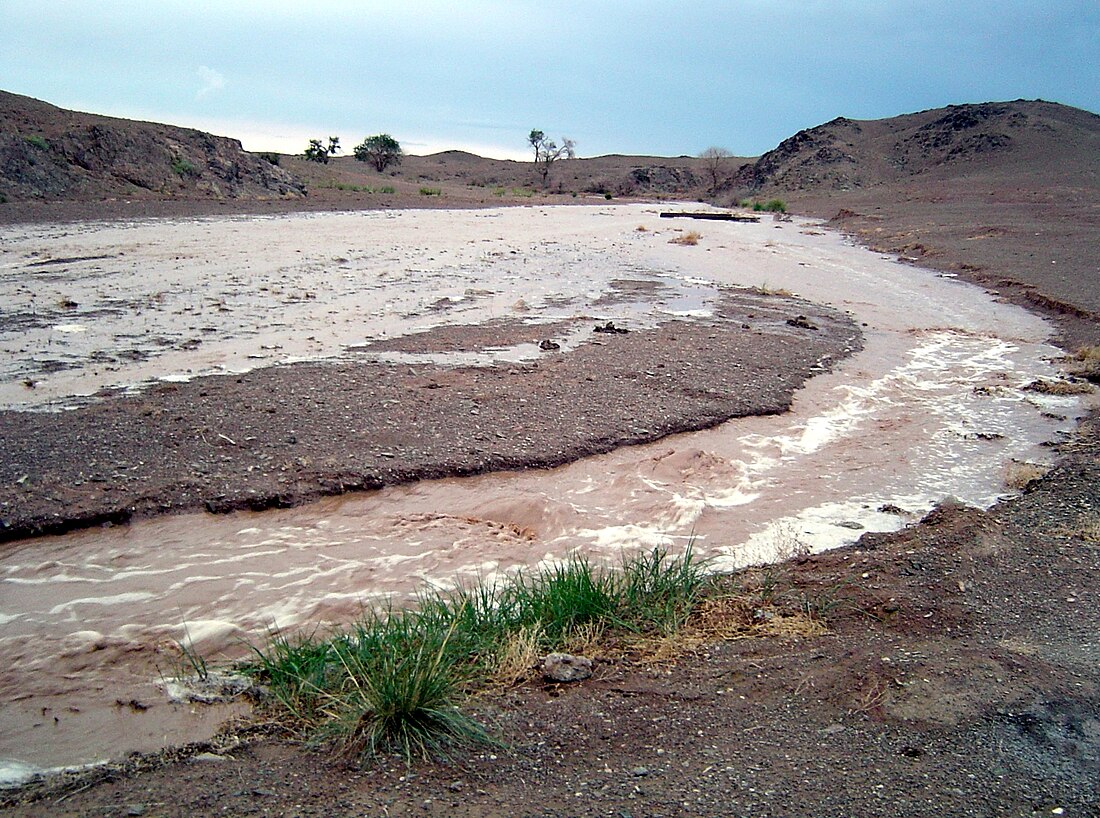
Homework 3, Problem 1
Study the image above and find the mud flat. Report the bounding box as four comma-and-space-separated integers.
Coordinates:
0, 204, 1089, 780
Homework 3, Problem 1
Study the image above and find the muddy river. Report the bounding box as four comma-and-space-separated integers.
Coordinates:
0, 204, 1086, 783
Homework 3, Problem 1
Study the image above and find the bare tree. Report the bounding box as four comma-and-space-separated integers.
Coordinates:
699, 146, 734, 192
528, 129, 576, 187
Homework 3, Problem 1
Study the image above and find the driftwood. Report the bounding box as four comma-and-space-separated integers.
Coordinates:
659, 211, 760, 222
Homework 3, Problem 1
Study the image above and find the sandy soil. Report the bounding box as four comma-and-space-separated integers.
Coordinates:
1, 198, 1098, 816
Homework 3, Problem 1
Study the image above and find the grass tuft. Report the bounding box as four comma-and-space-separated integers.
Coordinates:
669, 230, 702, 246
233, 545, 844, 762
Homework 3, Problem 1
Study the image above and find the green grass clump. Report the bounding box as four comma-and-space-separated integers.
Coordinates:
243, 547, 706, 761
171, 157, 197, 177
23, 134, 49, 150
752, 199, 787, 213
419, 187, 443, 196
379, 185, 396, 194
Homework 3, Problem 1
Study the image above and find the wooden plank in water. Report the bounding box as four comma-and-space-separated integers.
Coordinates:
659, 211, 760, 222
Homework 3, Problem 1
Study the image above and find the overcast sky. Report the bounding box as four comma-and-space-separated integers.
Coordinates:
3, 1, 1098, 160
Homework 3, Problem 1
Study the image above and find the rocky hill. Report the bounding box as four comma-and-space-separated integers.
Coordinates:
735, 99, 1100, 192
729, 100, 1100, 349
0, 90, 305, 202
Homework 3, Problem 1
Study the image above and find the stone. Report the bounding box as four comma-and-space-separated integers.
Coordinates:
542, 652, 593, 683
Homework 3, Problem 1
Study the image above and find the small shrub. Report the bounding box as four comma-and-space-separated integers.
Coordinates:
669, 230, 702, 246
171, 157, 197, 177
604, 192, 613, 200
379, 185, 396, 194
257, 151, 281, 166
752, 199, 787, 213
419, 187, 442, 196
0, 193, 7, 204
23, 135, 48, 150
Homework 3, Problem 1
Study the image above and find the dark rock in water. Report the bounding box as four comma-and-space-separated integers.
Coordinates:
786, 315, 820, 330
538, 339, 560, 351
594, 321, 629, 335
543, 652, 593, 682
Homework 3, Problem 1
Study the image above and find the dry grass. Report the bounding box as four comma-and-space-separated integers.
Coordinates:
1004, 460, 1050, 489
1024, 378, 1094, 396
635, 225, 648, 232
1065, 345, 1100, 381
669, 230, 702, 246
757, 283, 794, 297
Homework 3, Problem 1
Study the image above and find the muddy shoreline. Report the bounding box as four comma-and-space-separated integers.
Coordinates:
0, 291, 860, 544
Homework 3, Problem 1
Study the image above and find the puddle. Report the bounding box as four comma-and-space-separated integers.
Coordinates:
0, 204, 1089, 782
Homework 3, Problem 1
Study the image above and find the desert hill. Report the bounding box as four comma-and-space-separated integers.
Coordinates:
734, 99, 1100, 192
0, 90, 735, 209
729, 100, 1100, 348
0, 90, 305, 201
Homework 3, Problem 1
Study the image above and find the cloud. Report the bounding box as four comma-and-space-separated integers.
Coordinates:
195, 65, 225, 100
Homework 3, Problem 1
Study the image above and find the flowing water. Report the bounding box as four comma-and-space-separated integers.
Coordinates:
0, 205, 1087, 783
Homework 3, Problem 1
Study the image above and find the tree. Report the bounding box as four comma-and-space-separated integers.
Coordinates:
304, 138, 329, 163
528, 129, 575, 187
304, 137, 340, 164
699, 146, 734, 192
354, 134, 403, 172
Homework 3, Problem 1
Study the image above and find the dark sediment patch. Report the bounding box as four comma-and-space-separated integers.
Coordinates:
0, 291, 861, 545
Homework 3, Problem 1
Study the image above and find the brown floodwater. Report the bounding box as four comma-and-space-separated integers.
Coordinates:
0, 205, 1088, 783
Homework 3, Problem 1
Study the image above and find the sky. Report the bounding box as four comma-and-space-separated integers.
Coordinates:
2, 1, 1098, 160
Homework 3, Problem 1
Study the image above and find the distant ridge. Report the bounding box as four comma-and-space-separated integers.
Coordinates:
735, 99, 1100, 192
0, 90, 305, 201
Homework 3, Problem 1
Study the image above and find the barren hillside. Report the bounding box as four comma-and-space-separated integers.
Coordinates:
0, 90, 304, 202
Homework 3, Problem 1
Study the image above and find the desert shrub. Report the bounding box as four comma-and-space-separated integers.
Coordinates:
669, 230, 702, 245
753, 199, 787, 213
171, 157, 197, 177
257, 151, 281, 166
23, 135, 48, 150
419, 187, 442, 196
379, 185, 396, 194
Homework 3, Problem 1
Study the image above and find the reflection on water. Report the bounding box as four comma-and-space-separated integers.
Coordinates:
0, 205, 1088, 781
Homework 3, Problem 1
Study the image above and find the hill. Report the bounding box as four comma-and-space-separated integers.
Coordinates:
0, 90, 305, 201
731, 100, 1100, 348
734, 99, 1100, 193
